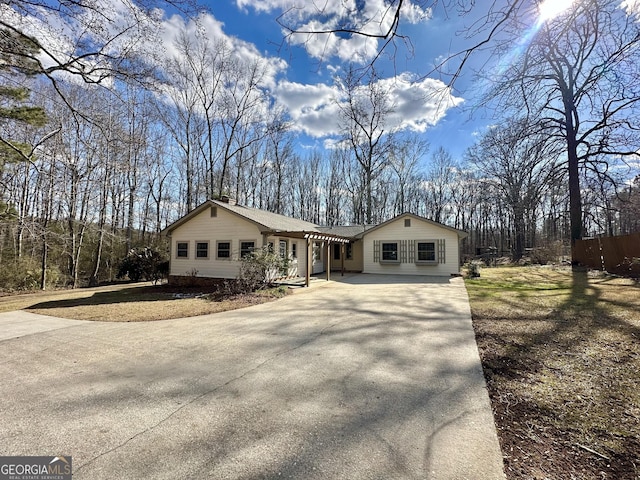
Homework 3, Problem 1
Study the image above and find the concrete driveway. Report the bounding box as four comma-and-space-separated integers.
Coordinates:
0, 275, 504, 480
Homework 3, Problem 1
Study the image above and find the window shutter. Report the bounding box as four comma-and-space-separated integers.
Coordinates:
373, 240, 380, 262
400, 240, 407, 263
408, 240, 415, 263
438, 239, 446, 264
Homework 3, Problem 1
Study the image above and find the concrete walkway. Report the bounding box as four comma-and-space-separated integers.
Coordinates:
0, 275, 504, 479
0, 310, 89, 341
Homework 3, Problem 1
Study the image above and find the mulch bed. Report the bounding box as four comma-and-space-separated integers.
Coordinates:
473, 316, 640, 479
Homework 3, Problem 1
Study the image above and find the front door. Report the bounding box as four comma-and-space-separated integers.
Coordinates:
312, 241, 324, 274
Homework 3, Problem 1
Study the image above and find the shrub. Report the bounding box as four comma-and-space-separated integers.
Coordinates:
529, 241, 564, 265
465, 260, 482, 278
116, 247, 168, 283
233, 246, 287, 294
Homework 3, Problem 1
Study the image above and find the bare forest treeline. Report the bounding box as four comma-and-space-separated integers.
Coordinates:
2, 68, 639, 290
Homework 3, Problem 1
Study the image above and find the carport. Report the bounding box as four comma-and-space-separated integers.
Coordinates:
264, 230, 352, 287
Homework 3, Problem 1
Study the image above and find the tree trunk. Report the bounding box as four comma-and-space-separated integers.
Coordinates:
564, 100, 583, 263
40, 234, 48, 290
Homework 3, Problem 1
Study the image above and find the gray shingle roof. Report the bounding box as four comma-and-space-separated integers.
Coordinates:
318, 225, 373, 238
212, 200, 320, 232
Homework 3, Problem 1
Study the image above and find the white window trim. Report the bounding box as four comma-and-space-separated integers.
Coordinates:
195, 240, 210, 260
239, 239, 257, 258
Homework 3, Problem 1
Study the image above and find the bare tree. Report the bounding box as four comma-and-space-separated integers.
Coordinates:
614, 176, 640, 234
384, 134, 425, 215
160, 49, 206, 212
337, 66, 393, 224
467, 119, 560, 261
2, 0, 196, 100
216, 56, 271, 198
263, 112, 295, 214
424, 146, 455, 224
482, 0, 640, 260
168, 30, 229, 199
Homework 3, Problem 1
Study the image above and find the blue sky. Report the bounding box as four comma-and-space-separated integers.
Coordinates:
4, 0, 501, 162
192, 0, 492, 161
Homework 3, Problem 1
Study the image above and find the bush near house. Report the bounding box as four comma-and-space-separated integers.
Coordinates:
217, 246, 289, 297
116, 247, 168, 283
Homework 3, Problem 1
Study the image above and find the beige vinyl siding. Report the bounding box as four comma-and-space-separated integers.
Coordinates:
329, 240, 364, 272
169, 207, 309, 279
265, 236, 305, 278
169, 207, 263, 279
363, 217, 461, 276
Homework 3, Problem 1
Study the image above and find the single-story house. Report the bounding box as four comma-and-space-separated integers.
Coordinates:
162, 197, 468, 286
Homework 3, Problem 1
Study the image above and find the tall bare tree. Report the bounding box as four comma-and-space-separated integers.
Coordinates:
216, 56, 271, 198
389, 134, 428, 216
424, 147, 455, 225
337, 66, 393, 224
482, 0, 640, 260
467, 119, 560, 260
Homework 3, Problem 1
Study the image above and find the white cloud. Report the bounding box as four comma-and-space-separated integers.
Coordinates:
0, 3, 77, 75
622, 0, 640, 16
3, 2, 288, 96
5, 1, 457, 145
235, 0, 431, 63
159, 12, 287, 92
274, 81, 343, 136
0, 0, 166, 84
381, 74, 464, 133
274, 73, 463, 138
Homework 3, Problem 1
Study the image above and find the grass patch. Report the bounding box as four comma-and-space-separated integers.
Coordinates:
0, 283, 290, 321
466, 266, 640, 479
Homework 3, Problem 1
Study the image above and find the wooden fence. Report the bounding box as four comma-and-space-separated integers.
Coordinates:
574, 233, 640, 276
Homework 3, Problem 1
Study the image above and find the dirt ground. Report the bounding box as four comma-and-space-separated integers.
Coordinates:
467, 266, 640, 480
1, 282, 288, 321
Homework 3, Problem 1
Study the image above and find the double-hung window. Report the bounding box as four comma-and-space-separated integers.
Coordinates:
176, 241, 189, 259
381, 242, 399, 263
196, 241, 209, 259
416, 241, 437, 263
216, 241, 231, 259
240, 241, 255, 258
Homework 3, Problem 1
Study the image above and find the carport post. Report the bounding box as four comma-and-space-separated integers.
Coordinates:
306, 237, 311, 288
341, 243, 345, 276
326, 241, 331, 281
